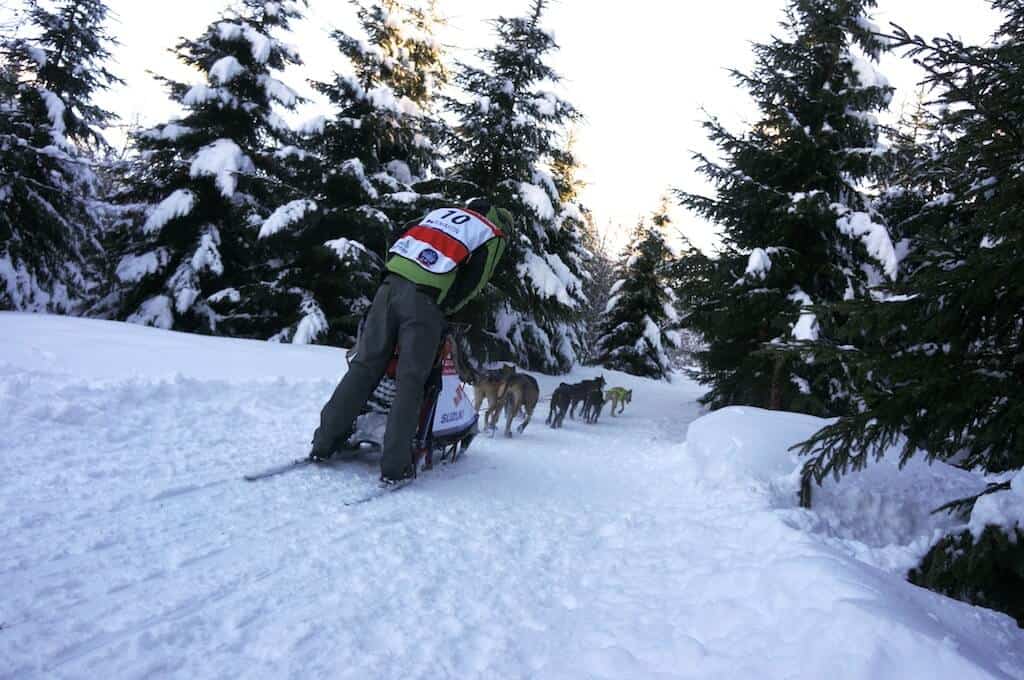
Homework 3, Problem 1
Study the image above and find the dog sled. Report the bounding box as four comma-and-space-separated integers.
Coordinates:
342, 322, 479, 471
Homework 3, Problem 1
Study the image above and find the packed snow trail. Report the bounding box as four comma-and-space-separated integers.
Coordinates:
1, 314, 1022, 679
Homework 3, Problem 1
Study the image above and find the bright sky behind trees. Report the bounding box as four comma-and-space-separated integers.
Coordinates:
12, 0, 1002, 253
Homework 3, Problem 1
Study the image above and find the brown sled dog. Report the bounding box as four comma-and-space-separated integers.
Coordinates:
470, 367, 511, 428
447, 343, 514, 433
493, 368, 540, 437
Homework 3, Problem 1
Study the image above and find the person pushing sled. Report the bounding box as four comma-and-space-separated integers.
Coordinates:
307, 199, 511, 487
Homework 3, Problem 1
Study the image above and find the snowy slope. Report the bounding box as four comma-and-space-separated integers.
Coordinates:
1, 312, 1022, 680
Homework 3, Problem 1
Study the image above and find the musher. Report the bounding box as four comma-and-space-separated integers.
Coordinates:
307, 199, 511, 485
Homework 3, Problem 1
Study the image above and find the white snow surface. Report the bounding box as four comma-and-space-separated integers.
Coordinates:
208, 56, 244, 84
518, 181, 556, 221
115, 249, 171, 284
835, 208, 899, 280
744, 247, 772, 279
2, 313, 1023, 679
969, 470, 1024, 540
190, 139, 254, 197
143, 189, 195, 235
518, 252, 579, 309
259, 199, 316, 239
789, 288, 820, 341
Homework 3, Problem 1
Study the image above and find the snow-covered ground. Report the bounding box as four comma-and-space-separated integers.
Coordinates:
1, 312, 1022, 680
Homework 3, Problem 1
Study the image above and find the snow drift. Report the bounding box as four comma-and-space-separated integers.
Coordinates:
1, 313, 1021, 679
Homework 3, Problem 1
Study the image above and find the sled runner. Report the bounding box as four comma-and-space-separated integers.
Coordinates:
245, 325, 478, 485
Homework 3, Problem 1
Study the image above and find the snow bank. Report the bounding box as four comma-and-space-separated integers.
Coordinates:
686, 407, 990, 570
0, 312, 343, 381
683, 407, 1023, 676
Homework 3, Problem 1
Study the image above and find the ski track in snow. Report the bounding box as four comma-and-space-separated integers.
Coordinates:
1, 314, 1022, 680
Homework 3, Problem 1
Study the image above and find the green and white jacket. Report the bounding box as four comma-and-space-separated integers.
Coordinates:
385, 206, 510, 314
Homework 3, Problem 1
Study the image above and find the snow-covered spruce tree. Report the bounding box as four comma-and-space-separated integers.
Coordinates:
0, 0, 120, 313
446, 0, 588, 373
254, 0, 450, 346
794, 2, 1024, 625
577, 214, 616, 365
551, 128, 605, 363
105, 0, 308, 337
595, 204, 679, 380
666, 231, 713, 372
678, 0, 898, 415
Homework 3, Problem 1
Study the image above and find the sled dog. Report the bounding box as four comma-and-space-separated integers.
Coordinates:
581, 389, 605, 424
467, 365, 514, 430
495, 370, 540, 437
605, 387, 632, 416
547, 383, 572, 429
567, 376, 607, 419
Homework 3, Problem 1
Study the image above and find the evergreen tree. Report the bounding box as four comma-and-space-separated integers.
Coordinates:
446, 0, 588, 373
794, 1, 1024, 626
678, 0, 897, 415
254, 0, 450, 346
103, 0, 308, 336
552, 128, 608, 363
667, 230, 714, 370
0, 0, 120, 313
798, 0, 1024, 489
595, 202, 679, 380
578, 215, 616, 365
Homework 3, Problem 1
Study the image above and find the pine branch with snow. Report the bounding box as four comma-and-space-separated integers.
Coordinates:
795, 4, 1024, 626
0, 0, 120, 314
678, 0, 897, 416
444, 0, 588, 373
251, 0, 451, 347
104, 0, 312, 337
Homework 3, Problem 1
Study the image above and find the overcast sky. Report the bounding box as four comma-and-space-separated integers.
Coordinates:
32, 0, 1005, 253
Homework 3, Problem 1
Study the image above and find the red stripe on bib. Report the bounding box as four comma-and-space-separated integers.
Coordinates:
406, 226, 470, 262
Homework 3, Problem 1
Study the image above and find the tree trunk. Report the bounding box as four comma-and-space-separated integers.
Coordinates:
769, 356, 785, 410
